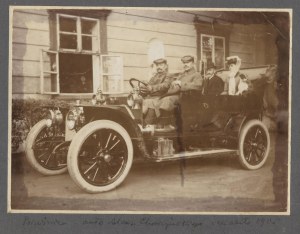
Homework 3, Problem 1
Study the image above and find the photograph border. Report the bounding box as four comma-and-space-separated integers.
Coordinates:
8, 5, 293, 216
1, 0, 300, 233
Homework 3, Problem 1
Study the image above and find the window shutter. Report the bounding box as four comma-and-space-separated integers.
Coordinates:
40, 50, 59, 94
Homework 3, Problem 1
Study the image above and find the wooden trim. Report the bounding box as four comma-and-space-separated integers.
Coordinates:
99, 14, 108, 54
76, 17, 82, 51
48, 12, 57, 50
48, 9, 111, 19
40, 50, 59, 95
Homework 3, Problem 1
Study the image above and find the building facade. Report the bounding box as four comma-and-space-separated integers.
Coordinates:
11, 8, 280, 99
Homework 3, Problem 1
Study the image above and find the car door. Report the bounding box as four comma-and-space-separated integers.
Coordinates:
180, 90, 218, 132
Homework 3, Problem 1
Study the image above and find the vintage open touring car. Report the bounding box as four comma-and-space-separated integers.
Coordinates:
25, 66, 272, 193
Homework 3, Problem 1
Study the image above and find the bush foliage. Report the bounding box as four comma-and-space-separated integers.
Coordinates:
11, 99, 70, 152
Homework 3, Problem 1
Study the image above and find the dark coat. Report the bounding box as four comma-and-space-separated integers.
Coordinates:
178, 67, 203, 91
148, 72, 172, 97
202, 74, 224, 95
158, 68, 203, 112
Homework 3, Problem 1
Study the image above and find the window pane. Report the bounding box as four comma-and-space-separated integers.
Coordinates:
214, 37, 224, 49
202, 36, 213, 51
214, 37, 225, 69
42, 52, 57, 72
60, 34, 77, 49
82, 36, 92, 50
202, 50, 213, 64
44, 74, 58, 93
81, 19, 97, 35
59, 53, 93, 93
103, 75, 122, 93
215, 49, 225, 69
59, 17, 77, 33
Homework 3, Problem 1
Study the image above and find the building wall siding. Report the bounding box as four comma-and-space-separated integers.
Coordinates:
106, 10, 197, 91
11, 9, 278, 98
12, 9, 50, 97
229, 24, 277, 68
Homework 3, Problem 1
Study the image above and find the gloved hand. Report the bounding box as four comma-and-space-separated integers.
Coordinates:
172, 80, 181, 87
139, 85, 152, 96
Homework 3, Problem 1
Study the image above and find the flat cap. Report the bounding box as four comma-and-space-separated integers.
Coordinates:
153, 58, 167, 65
181, 55, 194, 63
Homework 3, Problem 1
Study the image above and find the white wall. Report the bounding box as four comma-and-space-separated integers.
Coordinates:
106, 9, 198, 92
12, 9, 51, 98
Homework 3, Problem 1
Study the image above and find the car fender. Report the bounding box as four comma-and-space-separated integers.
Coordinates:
80, 106, 148, 158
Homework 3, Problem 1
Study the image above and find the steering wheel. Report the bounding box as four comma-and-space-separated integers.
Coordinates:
129, 78, 148, 89
129, 78, 149, 97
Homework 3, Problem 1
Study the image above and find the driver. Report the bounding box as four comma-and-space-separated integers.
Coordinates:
141, 58, 173, 126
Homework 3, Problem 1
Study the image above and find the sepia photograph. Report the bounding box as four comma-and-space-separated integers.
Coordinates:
8, 7, 291, 214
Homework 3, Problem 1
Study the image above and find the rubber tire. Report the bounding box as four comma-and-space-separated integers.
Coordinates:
25, 119, 68, 175
238, 119, 270, 170
67, 120, 133, 193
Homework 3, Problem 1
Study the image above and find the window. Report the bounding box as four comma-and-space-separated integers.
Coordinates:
101, 55, 124, 94
40, 50, 59, 93
201, 34, 225, 69
195, 20, 230, 72
41, 12, 121, 95
57, 14, 100, 52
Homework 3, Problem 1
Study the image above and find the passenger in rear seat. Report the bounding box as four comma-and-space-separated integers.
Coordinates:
202, 61, 224, 96
223, 56, 249, 95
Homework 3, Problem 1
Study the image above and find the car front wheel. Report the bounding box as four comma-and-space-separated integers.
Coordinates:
67, 120, 133, 193
238, 119, 270, 170
25, 119, 68, 175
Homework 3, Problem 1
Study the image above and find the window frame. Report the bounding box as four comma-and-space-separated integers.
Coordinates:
41, 11, 110, 95
194, 20, 231, 73
56, 13, 101, 53
40, 49, 60, 95
200, 34, 226, 70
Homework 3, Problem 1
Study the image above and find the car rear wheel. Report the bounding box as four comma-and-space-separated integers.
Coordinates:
67, 120, 133, 193
238, 119, 270, 170
25, 120, 68, 175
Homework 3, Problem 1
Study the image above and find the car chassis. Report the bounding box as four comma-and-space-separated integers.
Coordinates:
25, 67, 271, 193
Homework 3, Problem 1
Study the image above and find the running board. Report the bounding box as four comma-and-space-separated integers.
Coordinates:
150, 149, 238, 162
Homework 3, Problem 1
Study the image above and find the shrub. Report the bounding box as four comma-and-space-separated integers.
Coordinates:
11, 99, 70, 153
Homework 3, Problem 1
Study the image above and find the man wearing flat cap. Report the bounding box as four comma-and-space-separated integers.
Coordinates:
202, 61, 224, 95
141, 58, 172, 125
157, 55, 203, 129
172, 55, 203, 91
